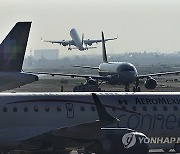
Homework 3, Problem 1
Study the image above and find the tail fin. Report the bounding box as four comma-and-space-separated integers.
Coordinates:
81, 33, 84, 46
0, 22, 31, 72
102, 31, 108, 63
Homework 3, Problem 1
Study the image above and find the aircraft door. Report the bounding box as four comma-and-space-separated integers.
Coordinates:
66, 103, 74, 118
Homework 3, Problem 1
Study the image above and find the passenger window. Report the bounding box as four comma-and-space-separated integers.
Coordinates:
3, 107, 7, 112
80, 106, 85, 112
57, 106, 61, 112
34, 106, 38, 112
173, 106, 178, 111
153, 106, 157, 111
13, 107, 17, 112
163, 106, 167, 111
24, 107, 28, 112
45, 106, 50, 112
143, 106, 147, 111
132, 106, 136, 111
91, 106, 96, 112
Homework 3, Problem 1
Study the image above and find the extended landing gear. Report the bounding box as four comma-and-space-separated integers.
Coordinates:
132, 79, 141, 92
133, 86, 141, 92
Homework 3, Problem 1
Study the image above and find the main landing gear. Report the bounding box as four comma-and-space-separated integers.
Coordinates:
133, 79, 141, 92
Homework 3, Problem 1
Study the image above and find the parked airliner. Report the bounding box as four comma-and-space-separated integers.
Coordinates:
41, 28, 117, 51
0, 92, 151, 154
2, 92, 180, 153
0, 22, 38, 91
43, 32, 180, 92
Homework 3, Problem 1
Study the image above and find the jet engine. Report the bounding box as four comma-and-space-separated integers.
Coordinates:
86, 43, 92, 46
86, 39, 93, 46
144, 77, 157, 89
86, 130, 149, 154
61, 40, 68, 46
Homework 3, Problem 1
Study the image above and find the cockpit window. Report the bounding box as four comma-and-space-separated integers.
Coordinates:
117, 64, 135, 72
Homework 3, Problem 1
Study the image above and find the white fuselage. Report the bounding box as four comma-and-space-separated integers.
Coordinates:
70, 28, 84, 51
0, 92, 179, 149
99, 62, 138, 85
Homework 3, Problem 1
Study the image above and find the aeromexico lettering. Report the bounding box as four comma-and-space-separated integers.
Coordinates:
118, 114, 180, 130
135, 97, 180, 105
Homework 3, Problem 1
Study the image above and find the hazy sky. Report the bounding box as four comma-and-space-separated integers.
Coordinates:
1, 0, 180, 57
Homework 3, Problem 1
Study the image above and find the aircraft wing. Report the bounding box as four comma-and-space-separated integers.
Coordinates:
41, 38, 75, 45
33, 72, 110, 81
84, 37, 117, 45
137, 71, 180, 79
73, 65, 99, 70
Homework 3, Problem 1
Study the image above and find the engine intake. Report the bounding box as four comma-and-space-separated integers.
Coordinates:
144, 77, 157, 89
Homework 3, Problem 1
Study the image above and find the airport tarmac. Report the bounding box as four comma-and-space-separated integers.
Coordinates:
6, 75, 180, 92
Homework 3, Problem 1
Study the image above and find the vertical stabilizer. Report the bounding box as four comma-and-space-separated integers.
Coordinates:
0, 22, 31, 72
102, 32, 108, 63
81, 33, 84, 46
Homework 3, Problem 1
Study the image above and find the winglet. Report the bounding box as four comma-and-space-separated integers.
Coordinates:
102, 32, 108, 63
92, 93, 118, 122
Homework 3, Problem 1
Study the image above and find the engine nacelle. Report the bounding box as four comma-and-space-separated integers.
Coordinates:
61, 40, 68, 46
61, 42, 68, 46
144, 77, 157, 89
87, 43, 92, 46
86, 130, 149, 154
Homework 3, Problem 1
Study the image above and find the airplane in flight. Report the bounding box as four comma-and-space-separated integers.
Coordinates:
41, 28, 117, 51
1, 92, 180, 153
0, 92, 151, 154
41, 32, 180, 92
0, 22, 39, 91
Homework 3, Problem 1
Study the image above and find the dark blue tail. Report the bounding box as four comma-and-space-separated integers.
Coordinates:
0, 22, 31, 72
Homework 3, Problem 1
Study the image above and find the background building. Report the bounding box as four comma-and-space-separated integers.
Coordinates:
33, 49, 59, 60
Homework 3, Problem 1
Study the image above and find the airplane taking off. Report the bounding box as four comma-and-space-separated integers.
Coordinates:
42, 32, 180, 92
0, 22, 38, 91
41, 28, 117, 51
0, 92, 151, 154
